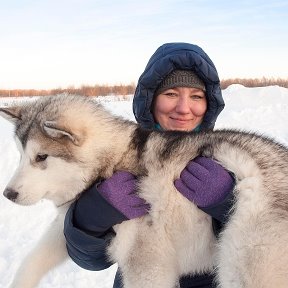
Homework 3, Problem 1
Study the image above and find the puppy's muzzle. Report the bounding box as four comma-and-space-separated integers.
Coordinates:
3, 188, 19, 202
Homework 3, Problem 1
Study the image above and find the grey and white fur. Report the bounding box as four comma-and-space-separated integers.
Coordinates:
1, 94, 288, 288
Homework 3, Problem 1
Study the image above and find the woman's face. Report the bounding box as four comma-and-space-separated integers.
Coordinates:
153, 87, 207, 131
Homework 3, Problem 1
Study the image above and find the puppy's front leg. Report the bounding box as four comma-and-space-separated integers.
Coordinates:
120, 229, 179, 288
9, 212, 68, 288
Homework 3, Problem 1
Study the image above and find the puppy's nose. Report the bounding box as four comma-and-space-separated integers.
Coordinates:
3, 188, 19, 202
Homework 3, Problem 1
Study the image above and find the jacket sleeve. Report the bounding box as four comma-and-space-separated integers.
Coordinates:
199, 173, 236, 236
64, 183, 127, 271
64, 203, 113, 270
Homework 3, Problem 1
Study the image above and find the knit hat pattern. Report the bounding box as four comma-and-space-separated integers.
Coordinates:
155, 70, 206, 95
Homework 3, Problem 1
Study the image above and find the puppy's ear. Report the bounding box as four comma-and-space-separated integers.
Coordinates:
43, 121, 82, 146
0, 106, 22, 124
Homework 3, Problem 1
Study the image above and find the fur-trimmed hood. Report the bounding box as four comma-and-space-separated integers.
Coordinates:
133, 42, 224, 130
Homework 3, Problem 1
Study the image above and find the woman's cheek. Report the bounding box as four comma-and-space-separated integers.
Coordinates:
192, 104, 207, 117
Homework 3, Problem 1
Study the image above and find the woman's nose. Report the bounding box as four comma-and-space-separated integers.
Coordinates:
175, 96, 190, 114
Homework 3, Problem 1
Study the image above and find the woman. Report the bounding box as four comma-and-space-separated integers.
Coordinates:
64, 42, 235, 287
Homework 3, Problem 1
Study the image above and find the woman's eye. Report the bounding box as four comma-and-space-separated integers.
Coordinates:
191, 95, 204, 100
36, 154, 48, 162
164, 93, 177, 97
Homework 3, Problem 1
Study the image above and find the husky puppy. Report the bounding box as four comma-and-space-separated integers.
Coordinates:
1, 95, 288, 288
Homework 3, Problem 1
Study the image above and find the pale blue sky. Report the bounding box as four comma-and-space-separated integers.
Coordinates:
1, 0, 287, 89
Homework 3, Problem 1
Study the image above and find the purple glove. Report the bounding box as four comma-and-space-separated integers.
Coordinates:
174, 157, 235, 208
98, 171, 150, 219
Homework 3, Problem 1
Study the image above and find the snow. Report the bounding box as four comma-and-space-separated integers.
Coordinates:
0, 85, 288, 287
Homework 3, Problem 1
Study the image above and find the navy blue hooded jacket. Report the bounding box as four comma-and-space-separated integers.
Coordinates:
64, 43, 233, 288
133, 42, 224, 130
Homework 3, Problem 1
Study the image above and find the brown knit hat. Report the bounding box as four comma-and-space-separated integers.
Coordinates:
155, 70, 206, 95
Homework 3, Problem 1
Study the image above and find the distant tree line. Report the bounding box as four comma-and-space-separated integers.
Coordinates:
220, 77, 288, 89
0, 78, 287, 97
0, 83, 136, 97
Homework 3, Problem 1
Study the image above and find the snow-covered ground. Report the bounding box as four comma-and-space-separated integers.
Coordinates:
0, 85, 288, 287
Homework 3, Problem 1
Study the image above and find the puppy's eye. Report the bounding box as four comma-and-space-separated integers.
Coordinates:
36, 154, 48, 162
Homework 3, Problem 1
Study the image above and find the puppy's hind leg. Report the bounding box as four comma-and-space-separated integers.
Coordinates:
9, 213, 68, 288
